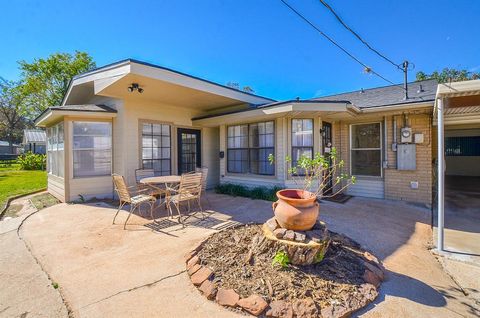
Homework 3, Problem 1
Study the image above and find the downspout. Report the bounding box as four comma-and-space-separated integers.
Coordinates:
383, 116, 388, 169
393, 116, 397, 168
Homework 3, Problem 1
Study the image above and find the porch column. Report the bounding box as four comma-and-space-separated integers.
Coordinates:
437, 98, 445, 251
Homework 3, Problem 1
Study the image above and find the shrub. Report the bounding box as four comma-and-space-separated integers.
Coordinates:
214, 183, 281, 202
17, 152, 46, 170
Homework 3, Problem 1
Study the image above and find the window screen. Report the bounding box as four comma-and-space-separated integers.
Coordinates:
350, 123, 381, 176
73, 122, 112, 178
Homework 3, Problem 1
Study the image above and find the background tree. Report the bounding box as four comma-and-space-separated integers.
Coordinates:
416, 67, 480, 83
226, 81, 255, 93
19, 51, 96, 118
0, 79, 29, 153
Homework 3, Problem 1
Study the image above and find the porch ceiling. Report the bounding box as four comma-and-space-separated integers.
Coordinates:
97, 73, 251, 110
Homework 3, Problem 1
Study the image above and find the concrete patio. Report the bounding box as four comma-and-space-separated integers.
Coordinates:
1, 193, 479, 317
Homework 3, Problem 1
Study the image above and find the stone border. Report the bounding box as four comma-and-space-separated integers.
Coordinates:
185, 224, 387, 318
0, 188, 47, 220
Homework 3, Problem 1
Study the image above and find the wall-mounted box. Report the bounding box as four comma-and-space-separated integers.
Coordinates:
414, 133, 424, 144
397, 144, 416, 170
401, 127, 413, 143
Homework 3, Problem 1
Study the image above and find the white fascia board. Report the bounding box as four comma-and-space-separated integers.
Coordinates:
262, 102, 351, 115
62, 63, 131, 105
437, 79, 480, 97
360, 102, 433, 113
35, 110, 117, 127
130, 62, 272, 105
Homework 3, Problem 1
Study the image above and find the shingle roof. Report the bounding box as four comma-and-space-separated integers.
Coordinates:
23, 129, 46, 143
49, 104, 117, 113
312, 79, 437, 109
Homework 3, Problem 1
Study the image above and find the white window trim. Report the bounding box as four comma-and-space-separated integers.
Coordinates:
226, 120, 276, 176
72, 121, 112, 179
47, 122, 64, 178
140, 121, 172, 176
291, 118, 314, 176
349, 122, 383, 178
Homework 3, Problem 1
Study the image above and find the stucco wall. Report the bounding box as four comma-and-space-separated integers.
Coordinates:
117, 98, 220, 189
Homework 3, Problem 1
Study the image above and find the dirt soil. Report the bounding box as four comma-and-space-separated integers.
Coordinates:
197, 224, 379, 312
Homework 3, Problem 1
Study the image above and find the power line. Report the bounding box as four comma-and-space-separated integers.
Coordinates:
318, 0, 402, 70
279, 0, 397, 86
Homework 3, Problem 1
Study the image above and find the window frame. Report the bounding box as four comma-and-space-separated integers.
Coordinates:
291, 118, 314, 176
226, 120, 275, 176
47, 122, 64, 178
349, 122, 383, 178
140, 121, 172, 176
72, 121, 112, 178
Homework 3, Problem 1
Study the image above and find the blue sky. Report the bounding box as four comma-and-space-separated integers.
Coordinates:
1, 0, 479, 100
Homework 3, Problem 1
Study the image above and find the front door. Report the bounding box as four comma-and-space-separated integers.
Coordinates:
177, 128, 201, 174
322, 122, 333, 194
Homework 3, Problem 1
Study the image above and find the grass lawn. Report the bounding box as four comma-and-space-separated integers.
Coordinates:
0, 165, 47, 208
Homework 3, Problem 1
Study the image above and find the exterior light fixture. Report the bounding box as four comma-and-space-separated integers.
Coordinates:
127, 83, 144, 93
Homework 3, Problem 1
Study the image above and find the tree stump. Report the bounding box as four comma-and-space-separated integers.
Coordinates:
248, 221, 330, 266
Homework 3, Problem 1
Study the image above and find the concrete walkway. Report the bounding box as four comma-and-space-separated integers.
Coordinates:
0, 205, 68, 317
2, 194, 479, 317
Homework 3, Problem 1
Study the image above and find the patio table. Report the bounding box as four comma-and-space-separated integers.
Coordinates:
139, 175, 181, 221
140, 175, 181, 186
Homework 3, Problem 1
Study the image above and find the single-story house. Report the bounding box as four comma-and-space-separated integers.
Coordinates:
34, 59, 480, 226
23, 129, 46, 154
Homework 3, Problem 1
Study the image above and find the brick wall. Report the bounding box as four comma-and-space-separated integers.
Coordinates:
332, 111, 433, 205
384, 114, 433, 205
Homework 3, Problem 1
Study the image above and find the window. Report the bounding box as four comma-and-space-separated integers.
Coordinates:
291, 119, 313, 174
47, 122, 64, 177
227, 121, 275, 175
350, 123, 382, 176
73, 122, 112, 178
141, 123, 171, 175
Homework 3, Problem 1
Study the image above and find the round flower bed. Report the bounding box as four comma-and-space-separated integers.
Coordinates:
185, 223, 385, 318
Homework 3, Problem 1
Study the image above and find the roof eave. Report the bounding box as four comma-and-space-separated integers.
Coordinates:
35, 108, 117, 127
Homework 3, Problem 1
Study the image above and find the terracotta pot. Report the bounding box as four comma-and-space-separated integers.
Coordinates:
272, 189, 319, 231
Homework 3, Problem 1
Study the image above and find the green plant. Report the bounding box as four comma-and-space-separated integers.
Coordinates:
52, 282, 59, 289
314, 251, 325, 263
17, 152, 46, 170
272, 250, 290, 268
268, 147, 356, 199
215, 183, 281, 202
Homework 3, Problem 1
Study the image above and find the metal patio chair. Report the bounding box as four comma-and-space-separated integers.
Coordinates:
134, 168, 167, 198
112, 174, 156, 229
195, 166, 212, 209
166, 172, 204, 224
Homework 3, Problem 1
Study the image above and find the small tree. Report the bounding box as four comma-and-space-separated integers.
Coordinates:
18, 51, 96, 119
269, 147, 355, 199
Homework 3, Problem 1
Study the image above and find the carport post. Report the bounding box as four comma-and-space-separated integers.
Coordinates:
437, 98, 445, 251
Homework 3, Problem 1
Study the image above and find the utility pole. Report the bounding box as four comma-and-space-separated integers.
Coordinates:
403, 60, 409, 100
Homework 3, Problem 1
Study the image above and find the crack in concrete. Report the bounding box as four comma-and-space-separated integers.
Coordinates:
0, 228, 17, 236
77, 270, 187, 311
16, 205, 74, 317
